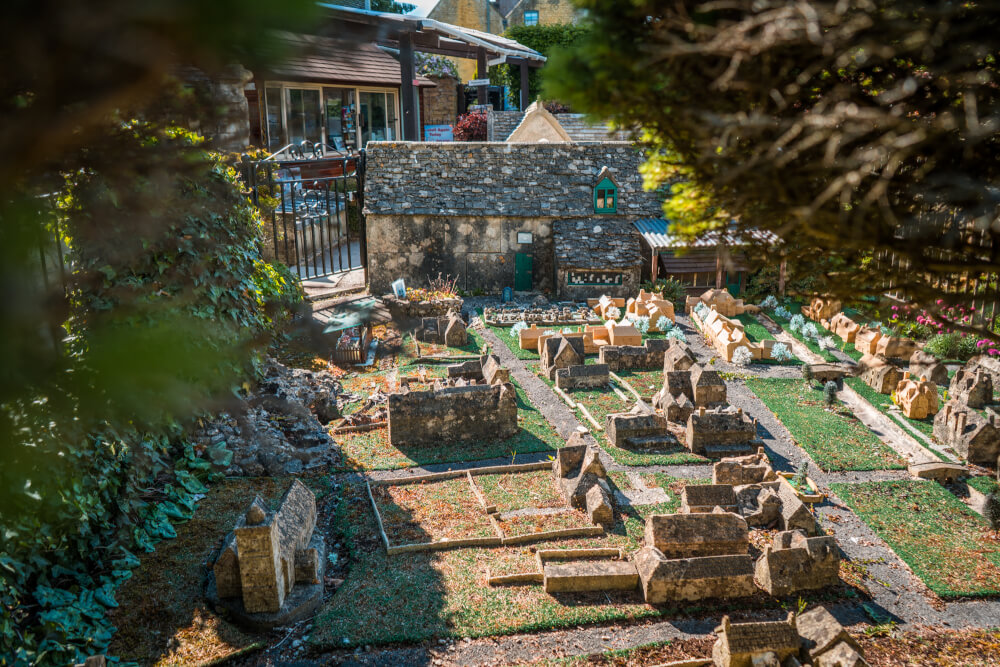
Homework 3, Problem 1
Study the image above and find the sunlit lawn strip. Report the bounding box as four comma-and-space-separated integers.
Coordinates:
844, 377, 950, 464
313, 477, 726, 649
530, 363, 707, 466
373, 478, 496, 544
768, 304, 863, 362
831, 480, 1000, 598
333, 378, 562, 471
477, 470, 565, 513
746, 378, 905, 471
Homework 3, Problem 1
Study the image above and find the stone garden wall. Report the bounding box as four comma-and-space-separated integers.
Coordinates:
364, 142, 661, 294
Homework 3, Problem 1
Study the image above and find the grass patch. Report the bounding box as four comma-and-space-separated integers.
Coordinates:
312, 476, 727, 649
373, 478, 496, 543
831, 480, 1000, 598
531, 364, 707, 467
496, 509, 591, 537
968, 476, 1000, 495
333, 378, 562, 471
746, 378, 905, 471
734, 313, 776, 342
477, 470, 565, 513
843, 378, 951, 464
768, 304, 862, 362
397, 328, 486, 367
107, 478, 293, 665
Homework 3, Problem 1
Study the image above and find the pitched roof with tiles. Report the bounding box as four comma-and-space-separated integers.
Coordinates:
262, 32, 435, 87
721, 617, 800, 655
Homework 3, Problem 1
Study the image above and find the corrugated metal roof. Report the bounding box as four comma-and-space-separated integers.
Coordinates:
634, 218, 779, 250
264, 32, 436, 87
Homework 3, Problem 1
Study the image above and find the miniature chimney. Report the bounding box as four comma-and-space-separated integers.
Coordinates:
699, 406, 706, 417
903, 371, 911, 380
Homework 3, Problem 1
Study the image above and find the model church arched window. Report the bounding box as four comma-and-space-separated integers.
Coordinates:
593, 167, 618, 213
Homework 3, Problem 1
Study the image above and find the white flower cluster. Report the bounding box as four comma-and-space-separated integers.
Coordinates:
732, 346, 754, 367
761, 295, 778, 310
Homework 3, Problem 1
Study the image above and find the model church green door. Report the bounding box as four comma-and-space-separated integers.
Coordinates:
515, 252, 533, 291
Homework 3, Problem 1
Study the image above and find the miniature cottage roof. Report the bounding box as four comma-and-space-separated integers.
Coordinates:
553, 218, 642, 269
718, 615, 800, 655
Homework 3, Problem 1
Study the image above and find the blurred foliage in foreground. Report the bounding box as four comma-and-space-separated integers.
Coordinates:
1, 0, 318, 663
545, 0, 1000, 340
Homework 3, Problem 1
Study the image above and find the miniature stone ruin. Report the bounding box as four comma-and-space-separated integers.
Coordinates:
686, 406, 762, 458
555, 363, 610, 390
686, 288, 747, 317
681, 484, 739, 513
802, 297, 841, 322
823, 312, 859, 344
699, 308, 776, 363
484, 303, 600, 327
626, 289, 675, 330
636, 511, 755, 603
755, 530, 840, 596
541, 335, 586, 380
387, 381, 518, 446
606, 401, 674, 450
875, 334, 919, 360
856, 354, 903, 394
598, 337, 671, 371
552, 432, 614, 525
909, 349, 949, 385
712, 607, 869, 667
653, 362, 728, 423
210, 479, 325, 628
933, 365, 1000, 467
417, 310, 467, 347
894, 372, 939, 419
713, 448, 777, 486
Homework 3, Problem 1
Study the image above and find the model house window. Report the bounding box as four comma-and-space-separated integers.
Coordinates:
524, 10, 539, 25
594, 176, 618, 213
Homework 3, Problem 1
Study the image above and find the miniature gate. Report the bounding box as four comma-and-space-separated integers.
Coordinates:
242, 151, 367, 281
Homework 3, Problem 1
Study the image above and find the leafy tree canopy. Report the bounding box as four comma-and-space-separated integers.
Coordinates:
545, 0, 1000, 339
492, 23, 590, 106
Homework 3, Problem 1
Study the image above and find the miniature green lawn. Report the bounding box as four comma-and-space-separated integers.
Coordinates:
843, 378, 952, 464
831, 480, 1000, 598
312, 474, 780, 650
745, 378, 905, 471
333, 379, 563, 471
766, 303, 863, 362
530, 363, 707, 466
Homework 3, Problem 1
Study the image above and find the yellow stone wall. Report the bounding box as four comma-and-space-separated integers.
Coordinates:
506, 0, 579, 26
428, 0, 505, 83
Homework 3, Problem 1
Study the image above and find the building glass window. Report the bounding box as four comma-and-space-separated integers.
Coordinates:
264, 86, 284, 152
594, 176, 618, 213
524, 10, 539, 25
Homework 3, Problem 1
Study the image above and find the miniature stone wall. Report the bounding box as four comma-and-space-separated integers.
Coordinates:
387, 382, 518, 446
801, 297, 841, 322
934, 402, 1000, 466
606, 403, 672, 449
382, 294, 464, 321
755, 530, 840, 596
364, 142, 662, 294
686, 406, 760, 458
598, 338, 671, 371
555, 364, 610, 390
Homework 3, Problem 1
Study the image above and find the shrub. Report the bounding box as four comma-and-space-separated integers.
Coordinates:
792, 461, 809, 489
818, 335, 836, 351
987, 491, 1000, 531
824, 380, 839, 408
665, 328, 686, 342
634, 315, 650, 335
774, 305, 792, 320
605, 305, 621, 320
760, 295, 778, 310
656, 315, 671, 331
802, 363, 814, 383
453, 111, 487, 141
732, 346, 753, 367
771, 342, 794, 362
924, 332, 979, 361
801, 322, 819, 341
789, 314, 805, 332
694, 302, 709, 318
641, 277, 688, 307
511, 321, 527, 335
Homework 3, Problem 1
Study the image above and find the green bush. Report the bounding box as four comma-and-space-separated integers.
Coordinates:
493, 24, 591, 106
923, 332, 979, 361
641, 277, 688, 307
1, 121, 300, 665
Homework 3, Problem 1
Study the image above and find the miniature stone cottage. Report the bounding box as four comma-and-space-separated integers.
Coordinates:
541, 335, 586, 381
894, 373, 939, 419
552, 432, 614, 525
686, 406, 761, 458
686, 288, 747, 317
802, 297, 841, 322
417, 310, 467, 347
856, 354, 903, 394
754, 530, 840, 596
387, 381, 518, 446
712, 613, 801, 667
210, 480, 325, 626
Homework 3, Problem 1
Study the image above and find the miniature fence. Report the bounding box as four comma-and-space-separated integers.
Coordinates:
366, 462, 606, 556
